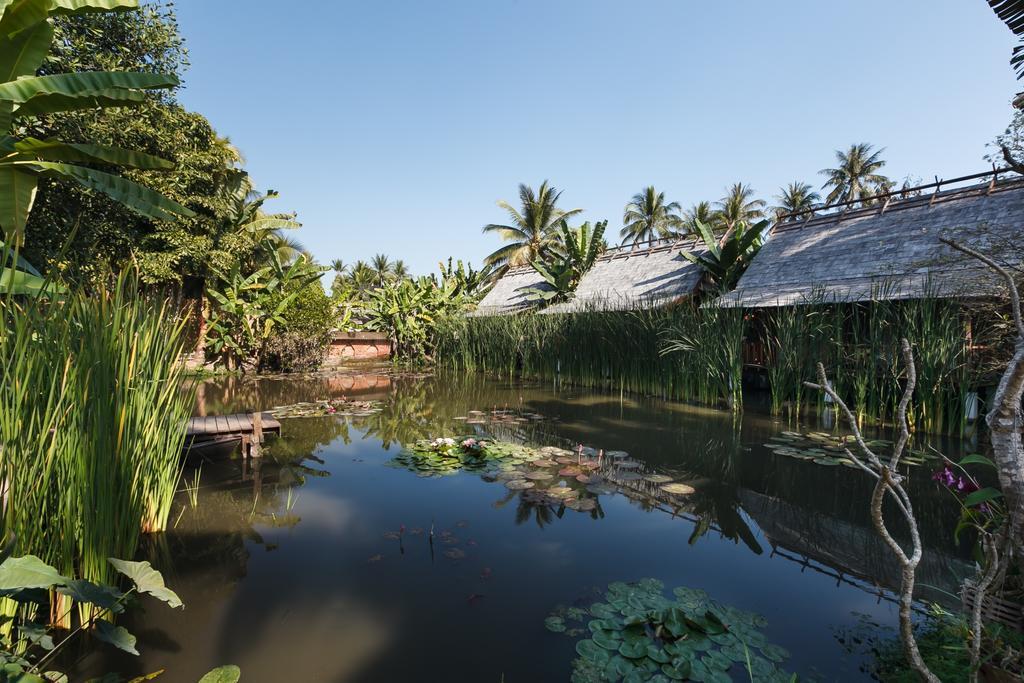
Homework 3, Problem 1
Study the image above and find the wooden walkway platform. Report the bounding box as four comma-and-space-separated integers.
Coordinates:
185, 412, 281, 458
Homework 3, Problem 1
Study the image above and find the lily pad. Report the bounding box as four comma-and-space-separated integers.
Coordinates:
505, 479, 534, 490
525, 471, 554, 481
618, 640, 647, 659
644, 474, 674, 483
660, 483, 696, 496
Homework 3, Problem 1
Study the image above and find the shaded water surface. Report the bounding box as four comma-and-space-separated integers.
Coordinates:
82, 369, 974, 682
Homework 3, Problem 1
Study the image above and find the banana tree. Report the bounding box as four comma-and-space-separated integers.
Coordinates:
681, 219, 769, 296
519, 219, 607, 307
205, 252, 323, 371
0, 0, 192, 249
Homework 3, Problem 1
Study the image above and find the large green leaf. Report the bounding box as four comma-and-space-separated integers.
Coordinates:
15, 87, 146, 117
1, 236, 39, 274
0, 17, 51, 81
197, 666, 241, 683
243, 217, 301, 233
28, 161, 193, 220
0, 71, 177, 104
0, 266, 60, 295
48, 0, 137, 14
0, 164, 37, 238
108, 558, 182, 608
0, 555, 68, 590
93, 620, 138, 656
0, 0, 47, 38
56, 579, 125, 613
0, 99, 11, 133
15, 138, 173, 169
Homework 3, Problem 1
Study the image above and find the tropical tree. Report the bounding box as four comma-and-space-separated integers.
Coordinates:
481, 181, 582, 271
0, 0, 193, 249
521, 220, 607, 306
620, 186, 682, 245
819, 143, 890, 205
213, 170, 303, 271
329, 258, 347, 275
988, 0, 1024, 106
437, 257, 495, 300
682, 219, 770, 295
715, 183, 765, 235
392, 259, 410, 281
679, 201, 718, 237
774, 181, 821, 220
204, 250, 324, 371
370, 253, 392, 287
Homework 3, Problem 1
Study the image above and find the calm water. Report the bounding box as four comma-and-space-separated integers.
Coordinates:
79, 369, 975, 682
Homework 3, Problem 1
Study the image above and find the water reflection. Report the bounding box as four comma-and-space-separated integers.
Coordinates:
77, 370, 978, 681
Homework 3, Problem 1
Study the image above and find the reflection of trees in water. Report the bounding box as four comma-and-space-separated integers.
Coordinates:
193, 371, 393, 416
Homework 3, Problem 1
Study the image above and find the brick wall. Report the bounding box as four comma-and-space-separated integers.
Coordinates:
325, 332, 393, 365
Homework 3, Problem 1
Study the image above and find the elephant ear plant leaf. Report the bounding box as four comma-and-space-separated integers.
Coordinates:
681, 218, 769, 295
0, 552, 237, 681
0, 0, 193, 247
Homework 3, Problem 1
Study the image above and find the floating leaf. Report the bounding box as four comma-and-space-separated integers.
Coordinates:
504, 479, 534, 490
618, 640, 647, 659
644, 475, 674, 484
545, 616, 567, 633
660, 484, 695, 496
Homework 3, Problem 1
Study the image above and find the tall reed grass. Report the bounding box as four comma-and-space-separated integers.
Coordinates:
436, 301, 746, 410
0, 272, 195, 619
438, 289, 991, 434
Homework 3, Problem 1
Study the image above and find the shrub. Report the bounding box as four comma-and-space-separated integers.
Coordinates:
263, 280, 337, 372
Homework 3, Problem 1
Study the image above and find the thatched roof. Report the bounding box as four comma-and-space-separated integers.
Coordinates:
717, 174, 1024, 308
474, 239, 707, 316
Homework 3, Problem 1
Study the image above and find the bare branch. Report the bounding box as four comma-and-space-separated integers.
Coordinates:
940, 237, 1024, 340
890, 339, 916, 470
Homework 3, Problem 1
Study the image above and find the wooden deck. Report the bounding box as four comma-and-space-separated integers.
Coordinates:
185, 412, 281, 458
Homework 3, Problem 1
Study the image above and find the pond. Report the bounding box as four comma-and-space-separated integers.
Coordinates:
79, 368, 975, 682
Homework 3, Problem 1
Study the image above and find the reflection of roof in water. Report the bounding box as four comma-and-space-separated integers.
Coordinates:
482, 420, 969, 609
738, 489, 971, 606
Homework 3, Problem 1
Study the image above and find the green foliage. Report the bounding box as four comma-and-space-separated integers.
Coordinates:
0, 0, 192, 246
0, 271, 194, 596
482, 180, 583, 272
520, 220, 607, 307
264, 280, 337, 372
363, 275, 468, 362
620, 186, 682, 245
0, 553, 237, 683
547, 579, 793, 682
204, 251, 324, 371
819, 143, 890, 206
436, 257, 494, 300
435, 303, 746, 410
681, 219, 769, 294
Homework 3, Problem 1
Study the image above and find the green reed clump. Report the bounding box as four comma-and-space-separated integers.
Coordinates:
437, 301, 745, 410
0, 272, 195, 604
757, 289, 975, 434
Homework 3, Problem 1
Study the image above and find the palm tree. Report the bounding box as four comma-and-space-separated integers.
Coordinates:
679, 201, 719, 237
482, 181, 583, 270
716, 183, 765, 234
392, 259, 410, 281
370, 253, 392, 287
329, 259, 348, 275
620, 186, 683, 245
774, 182, 821, 220
348, 260, 375, 300
819, 143, 890, 205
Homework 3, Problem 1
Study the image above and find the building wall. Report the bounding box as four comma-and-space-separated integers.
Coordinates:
325, 332, 392, 364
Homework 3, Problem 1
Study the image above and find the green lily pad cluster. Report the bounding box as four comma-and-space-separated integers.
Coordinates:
455, 408, 553, 425
268, 399, 383, 418
764, 430, 934, 468
546, 579, 793, 682
392, 437, 540, 477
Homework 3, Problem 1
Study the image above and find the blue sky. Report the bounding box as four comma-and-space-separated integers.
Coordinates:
175, 0, 1018, 276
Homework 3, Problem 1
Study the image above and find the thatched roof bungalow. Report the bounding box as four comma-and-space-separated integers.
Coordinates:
475, 239, 707, 316
717, 171, 1024, 308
